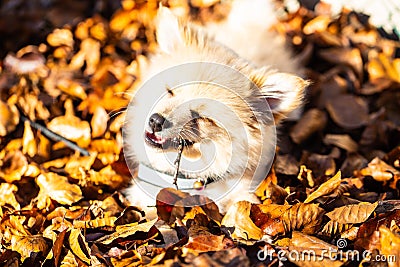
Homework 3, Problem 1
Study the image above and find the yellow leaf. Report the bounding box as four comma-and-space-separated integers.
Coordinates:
10, 235, 48, 261
68, 229, 91, 265
303, 16, 331, 35
221, 201, 263, 240
305, 170, 342, 203
36, 173, 83, 208
73, 217, 117, 228
91, 105, 109, 138
0, 100, 19, 137
0, 183, 20, 210
47, 100, 91, 148
359, 157, 399, 182
47, 28, 74, 47
379, 226, 400, 267
98, 218, 158, 245
22, 121, 37, 157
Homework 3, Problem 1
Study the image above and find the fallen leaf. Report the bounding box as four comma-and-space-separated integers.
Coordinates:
0, 183, 20, 210
318, 48, 363, 79
36, 172, 83, 209
0, 100, 19, 137
323, 134, 358, 152
221, 201, 263, 240
379, 226, 400, 267
358, 157, 399, 182
305, 170, 342, 203
326, 94, 369, 129
47, 28, 74, 47
10, 235, 49, 262
47, 99, 91, 148
183, 234, 228, 255
97, 218, 157, 245
91, 105, 109, 138
22, 121, 37, 157
68, 228, 91, 265
326, 202, 378, 224
290, 108, 328, 144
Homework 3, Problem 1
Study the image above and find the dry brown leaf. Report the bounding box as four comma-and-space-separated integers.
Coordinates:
221, 201, 263, 240
304, 170, 342, 203
4, 46, 47, 75
60, 250, 80, 266
254, 202, 325, 236
64, 153, 97, 176
183, 233, 228, 255
323, 134, 358, 152
358, 157, 399, 182
340, 226, 359, 240
326, 94, 369, 129
290, 108, 327, 144
297, 165, 315, 187
321, 220, 353, 236
326, 202, 378, 224
289, 231, 337, 251
281, 203, 325, 235
318, 48, 363, 79
36, 172, 83, 209
109, 113, 126, 133
97, 218, 157, 245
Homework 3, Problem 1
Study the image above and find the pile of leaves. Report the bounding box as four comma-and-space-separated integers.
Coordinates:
0, 0, 400, 266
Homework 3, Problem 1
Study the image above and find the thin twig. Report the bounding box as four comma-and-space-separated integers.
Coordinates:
20, 115, 90, 156
172, 138, 184, 189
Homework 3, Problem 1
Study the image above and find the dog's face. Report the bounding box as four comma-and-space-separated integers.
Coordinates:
123, 7, 308, 184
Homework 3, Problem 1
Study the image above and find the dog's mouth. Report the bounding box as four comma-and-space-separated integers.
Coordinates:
145, 131, 195, 150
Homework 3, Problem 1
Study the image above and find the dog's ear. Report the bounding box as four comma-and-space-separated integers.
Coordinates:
252, 71, 308, 122
156, 6, 183, 54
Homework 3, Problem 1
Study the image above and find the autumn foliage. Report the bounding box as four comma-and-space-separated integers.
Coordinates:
0, 0, 400, 266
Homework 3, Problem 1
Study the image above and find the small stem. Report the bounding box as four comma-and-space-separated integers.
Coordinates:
20, 115, 90, 156
172, 138, 184, 190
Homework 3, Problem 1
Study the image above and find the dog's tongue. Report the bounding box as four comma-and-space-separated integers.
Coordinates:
146, 131, 166, 144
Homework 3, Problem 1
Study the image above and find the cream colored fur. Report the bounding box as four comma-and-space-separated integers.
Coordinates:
124, 0, 308, 213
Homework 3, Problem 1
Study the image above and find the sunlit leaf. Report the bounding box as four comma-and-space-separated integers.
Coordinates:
97, 218, 157, 245
68, 228, 91, 265
36, 172, 83, 209
221, 201, 263, 240
305, 170, 342, 203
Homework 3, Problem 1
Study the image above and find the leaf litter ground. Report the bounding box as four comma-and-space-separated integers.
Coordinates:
0, 0, 400, 266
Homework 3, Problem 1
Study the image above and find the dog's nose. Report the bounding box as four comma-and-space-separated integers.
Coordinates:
149, 113, 171, 132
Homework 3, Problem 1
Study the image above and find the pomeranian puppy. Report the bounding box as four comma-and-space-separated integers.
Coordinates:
123, 0, 308, 213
